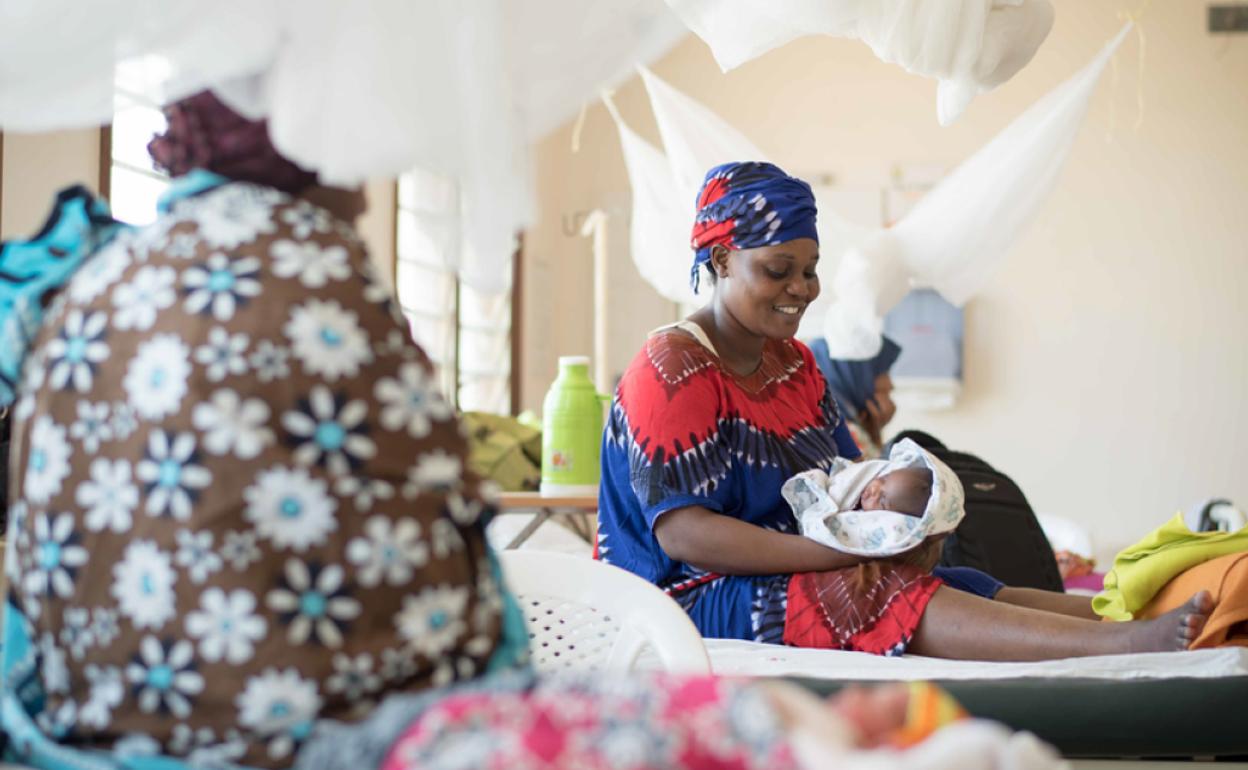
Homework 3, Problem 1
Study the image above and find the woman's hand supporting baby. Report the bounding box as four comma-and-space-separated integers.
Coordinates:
656, 505, 869, 575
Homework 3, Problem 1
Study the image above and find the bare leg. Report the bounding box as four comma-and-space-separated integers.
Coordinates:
910, 586, 1213, 661
995, 586, 1099, 620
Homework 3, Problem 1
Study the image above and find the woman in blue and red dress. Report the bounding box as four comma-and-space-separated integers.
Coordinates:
597, 161, 1211, 660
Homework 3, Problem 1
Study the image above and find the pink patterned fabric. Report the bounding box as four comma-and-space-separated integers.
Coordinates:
381, 673, 798, 770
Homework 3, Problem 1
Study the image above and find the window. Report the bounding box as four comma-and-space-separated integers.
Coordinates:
101, 100, 518, 414
395, 170, 514, 414
106, 85, 169, 224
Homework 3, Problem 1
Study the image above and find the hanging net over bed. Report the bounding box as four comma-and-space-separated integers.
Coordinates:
607, 25, 1130, 358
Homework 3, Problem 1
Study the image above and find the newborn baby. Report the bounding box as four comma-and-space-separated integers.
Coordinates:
782, 438, 965, 557
858, 467, 933, 517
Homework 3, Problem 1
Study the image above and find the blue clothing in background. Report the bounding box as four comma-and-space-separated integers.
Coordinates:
933, 565, 1004, 599
808, 336, 901, 421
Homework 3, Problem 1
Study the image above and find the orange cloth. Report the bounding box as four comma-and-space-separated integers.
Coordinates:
1138, 551, 1248, 649
889, 682, 969, 749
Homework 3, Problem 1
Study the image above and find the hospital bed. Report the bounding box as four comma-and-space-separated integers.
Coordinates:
703, 641, 1248, 760
500, 538, 1248, 762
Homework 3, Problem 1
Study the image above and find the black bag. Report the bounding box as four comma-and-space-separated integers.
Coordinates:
889, 430, 1065, 592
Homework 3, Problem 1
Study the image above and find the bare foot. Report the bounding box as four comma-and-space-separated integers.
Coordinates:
1129, 591, 1214, 652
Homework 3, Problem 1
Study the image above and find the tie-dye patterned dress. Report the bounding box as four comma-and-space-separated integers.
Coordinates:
597, 324, 943, 655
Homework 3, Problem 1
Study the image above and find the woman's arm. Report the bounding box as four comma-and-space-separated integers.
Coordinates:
654, 505, 867, 575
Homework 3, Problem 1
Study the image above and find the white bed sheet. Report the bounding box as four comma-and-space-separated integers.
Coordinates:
691, 640, 1248, 681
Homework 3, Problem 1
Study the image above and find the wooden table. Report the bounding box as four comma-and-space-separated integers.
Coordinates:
495, 492, 598, 549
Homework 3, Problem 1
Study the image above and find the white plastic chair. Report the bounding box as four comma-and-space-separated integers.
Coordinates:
498, 550, 711, 674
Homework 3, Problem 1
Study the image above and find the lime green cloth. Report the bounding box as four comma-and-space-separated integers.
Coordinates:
462, 411, 543, 492
1093, 513, 1248, 620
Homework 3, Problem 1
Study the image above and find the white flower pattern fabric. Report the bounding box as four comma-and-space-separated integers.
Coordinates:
243, 466, 338, 552
193, 327, 250, 382
283, 299, 374, 381
125, 637, 204, 719
235, 668, 322, 761
782, 438, 966, 557
24, 415, 72, 504
271, 239, 351, 288
67, 241, 130, 304
281, 385, 376, 475
69, 400, 114, 452
46, 309, 109, 392
112, 265, 177, 331
174, 529, 223, 584
185, 588, 267, 664
123, 334, 191, 420
191, 389, 274, 459
181, 253, 262, 322
375, 361, 453, 439
23, 512, 88, 603
4, 181, 511, 768
110, 540, 178, 630
76, 457, 139, 533
347, 516, 430, 587
135, 430, 212, 521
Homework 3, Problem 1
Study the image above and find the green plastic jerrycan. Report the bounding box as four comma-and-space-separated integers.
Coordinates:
540, 355, 608, 496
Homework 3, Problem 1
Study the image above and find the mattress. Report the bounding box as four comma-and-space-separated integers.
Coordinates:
701, 639, 1248, 681
687, 642, 1248, 759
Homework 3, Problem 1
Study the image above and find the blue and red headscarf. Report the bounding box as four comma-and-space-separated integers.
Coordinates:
690, 161, 819, 292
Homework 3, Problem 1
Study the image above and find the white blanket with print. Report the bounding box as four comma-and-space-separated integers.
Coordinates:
782, 438, 964, 557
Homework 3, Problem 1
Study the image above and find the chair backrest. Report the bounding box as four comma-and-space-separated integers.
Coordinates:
498, 550, 710, 674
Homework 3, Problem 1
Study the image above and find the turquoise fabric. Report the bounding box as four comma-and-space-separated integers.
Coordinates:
0, 169, 227, 406
482, 544, 531, 674
156, 169, 231, 216
0, 187, 122, 406
3, 598, 248, 770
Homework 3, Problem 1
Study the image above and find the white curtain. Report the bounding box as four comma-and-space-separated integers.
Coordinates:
0, 0, 527, 295
396, 169, 512, 414
663, 0, 1055, 125
609, 27, 1130, 359
456, 289, 512, 414
605, 68, 872, 327
607, 108, 703, 308
602, 66, 769, 309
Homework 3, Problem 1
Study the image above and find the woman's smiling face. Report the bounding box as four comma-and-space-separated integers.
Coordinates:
711, 238, 820, 340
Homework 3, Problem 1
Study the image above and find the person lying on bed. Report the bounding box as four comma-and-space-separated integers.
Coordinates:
596, 160, 1213, 660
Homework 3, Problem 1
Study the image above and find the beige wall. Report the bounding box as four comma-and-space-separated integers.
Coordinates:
523, 0, 1248, 560
1, 129, 102, 238
357, 179, 397, 281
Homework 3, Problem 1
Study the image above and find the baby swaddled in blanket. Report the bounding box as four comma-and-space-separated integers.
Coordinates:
782, 438, 965, 569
